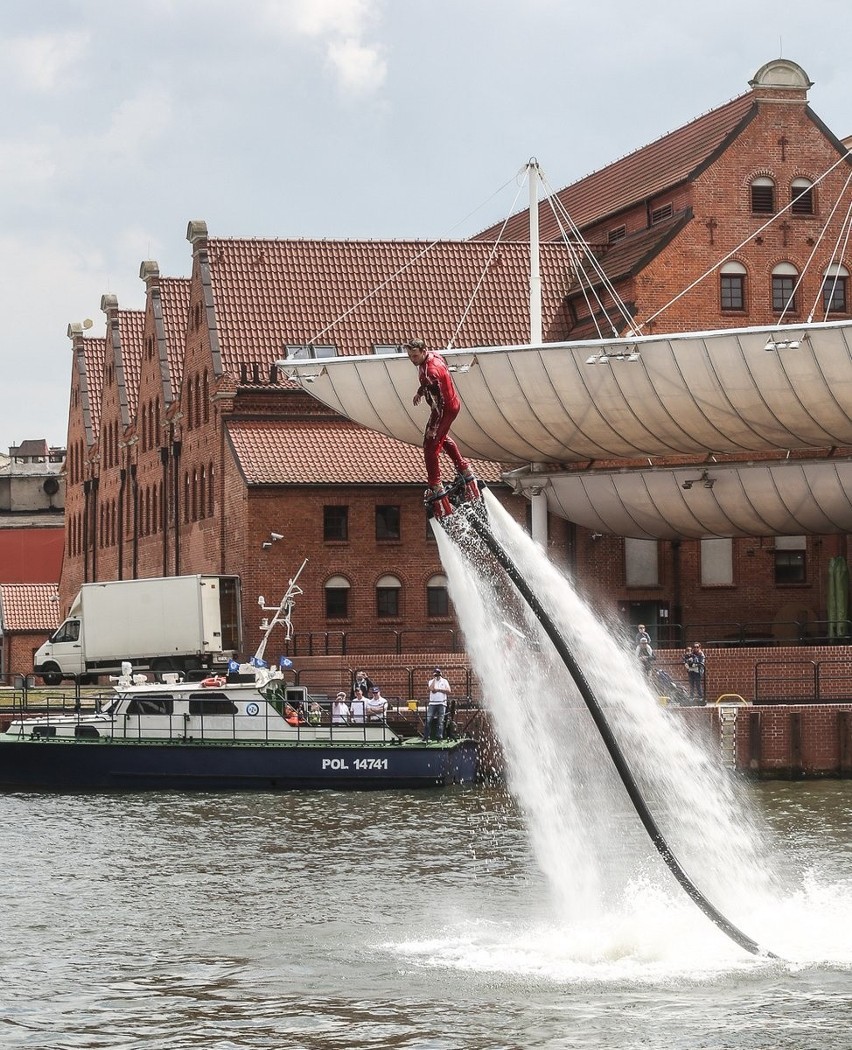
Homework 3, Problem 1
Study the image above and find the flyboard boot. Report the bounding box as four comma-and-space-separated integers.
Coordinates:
424, 484, 453, 520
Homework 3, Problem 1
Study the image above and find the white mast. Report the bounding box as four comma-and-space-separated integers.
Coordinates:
528, 158, 543, 346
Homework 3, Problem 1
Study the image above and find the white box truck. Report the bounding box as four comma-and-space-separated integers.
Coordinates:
34, 575, 242, 684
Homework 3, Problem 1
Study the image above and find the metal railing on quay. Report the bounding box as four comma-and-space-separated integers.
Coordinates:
655, 620, 852, 648
286, 627, 460, 657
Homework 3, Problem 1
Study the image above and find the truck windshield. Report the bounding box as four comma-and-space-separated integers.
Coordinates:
51, 620, 80, 643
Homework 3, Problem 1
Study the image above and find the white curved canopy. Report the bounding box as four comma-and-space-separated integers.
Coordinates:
281, 319, 852, 538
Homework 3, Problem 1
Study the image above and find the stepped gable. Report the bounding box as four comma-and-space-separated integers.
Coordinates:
477, 92, 755, 241
203, 237, 574, 382
226, 418, 504, 486
0, 583, 60, 632
160, 277, 191, 392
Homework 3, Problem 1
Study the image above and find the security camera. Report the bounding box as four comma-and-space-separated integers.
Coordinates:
682, 480, 693, 490
270, 532, 283, 541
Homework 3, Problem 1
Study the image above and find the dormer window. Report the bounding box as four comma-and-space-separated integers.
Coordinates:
750, 177, 775, 213
791, 178, 814, 215
650, 203, 673, 225
607, 225, 626, 243
284, 344, 338, 360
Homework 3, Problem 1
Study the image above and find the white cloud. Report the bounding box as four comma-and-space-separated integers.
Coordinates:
261, 0, 386, 95
326, 36, 386, 95
0, 31, 91, 93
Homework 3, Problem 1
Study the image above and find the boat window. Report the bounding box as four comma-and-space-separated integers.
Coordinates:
32, 725, 56, 738
75, 724, 100, 739
188, 696, 239, 715
125, 696, 175, 715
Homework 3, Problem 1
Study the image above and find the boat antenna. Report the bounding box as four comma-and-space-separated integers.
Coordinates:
254, 559, 308, 664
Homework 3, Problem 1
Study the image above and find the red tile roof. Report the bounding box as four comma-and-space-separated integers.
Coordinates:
477, 93, 755, 240
117, 310, 146, 417
160, 277, 190, 391
0, 583, 60, 632
227, 419, 505, 486
78, 337, 106, 442
205, 238, 574, 382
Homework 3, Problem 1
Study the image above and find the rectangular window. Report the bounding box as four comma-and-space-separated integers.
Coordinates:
325, 587, 349, 618
375, 505, 401, 540
720, 275, 745, 310
625, 538, 659, 587
772, 276, 797, 313
650, 203, 673, 225
775, 536, 806, 584
427, 585, 449, 617
323, 505, 348, 541
372, 343, 407, 355
376, 587, 400, 618
823, 277, 848, 314
701, 538, 733, 586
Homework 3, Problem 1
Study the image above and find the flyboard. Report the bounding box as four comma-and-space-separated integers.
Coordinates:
430, 482, 776, 959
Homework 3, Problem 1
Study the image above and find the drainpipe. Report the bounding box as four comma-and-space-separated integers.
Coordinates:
173, 439, 182, 575
528, 486, 548, 548
117, 467, 126, 579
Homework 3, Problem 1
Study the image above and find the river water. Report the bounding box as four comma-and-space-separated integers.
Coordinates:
0, 782, 850, 1050
4, 496, 851, 1048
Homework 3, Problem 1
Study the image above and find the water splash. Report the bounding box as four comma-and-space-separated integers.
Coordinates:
435, 491, 785, 956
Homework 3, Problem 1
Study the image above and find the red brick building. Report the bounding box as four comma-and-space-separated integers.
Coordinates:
58, 57, 852, 662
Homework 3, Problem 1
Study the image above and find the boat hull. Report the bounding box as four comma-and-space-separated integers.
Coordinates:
0, 738, 478, 791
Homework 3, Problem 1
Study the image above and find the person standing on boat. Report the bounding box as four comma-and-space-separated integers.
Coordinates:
684, 643, 706, 701
332, 691, 350, 724
351, 669, 373, 699
406, 337, 477, 515
366, 685, 388, 721
422, 668, 451, 743
350, 687, 366, 724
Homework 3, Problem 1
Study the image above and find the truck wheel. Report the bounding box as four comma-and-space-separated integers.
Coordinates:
40, 665, 62, 686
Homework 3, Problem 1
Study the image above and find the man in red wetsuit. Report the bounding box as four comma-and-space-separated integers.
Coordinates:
405, 337, 477, 516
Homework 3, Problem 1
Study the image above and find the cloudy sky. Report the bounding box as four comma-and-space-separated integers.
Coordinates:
1, 0, 849, 449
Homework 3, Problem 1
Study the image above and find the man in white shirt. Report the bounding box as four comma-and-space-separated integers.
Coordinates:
423, 668, 450, 742
366, 685, 388, 721
331, 691, 350, 724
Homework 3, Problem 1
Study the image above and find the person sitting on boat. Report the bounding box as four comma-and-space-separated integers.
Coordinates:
283, 702, 301, 727
406, 337, 477, 516
332, 691, 351, 724
307, 701, 323, 725
365, 685, 388, 721
350, 688, 366, 724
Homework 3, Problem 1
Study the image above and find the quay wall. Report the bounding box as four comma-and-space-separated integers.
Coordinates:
287, 645, 852, 779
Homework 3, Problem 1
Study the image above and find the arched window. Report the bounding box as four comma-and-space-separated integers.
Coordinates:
426, 574, 449, 617
208, 462, 215, 516
325, 575, 350, 619
186, 381, 194, 431
376, 574, 402, 618
822, 264, 849, 315
194, 375, 201, 428
151, 484, 158, 534
141, 404, 148, 452
191, 469, 198, 521
772, 263, 799, 313
199, 466, 206, 519
791, 177, 814, 215
203, 370, 210, 423
720, 261, 747, 312
750, 176, 775, 214
184, 471, 190, 523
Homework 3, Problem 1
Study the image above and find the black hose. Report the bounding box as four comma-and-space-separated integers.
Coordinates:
462, 511, 776, 959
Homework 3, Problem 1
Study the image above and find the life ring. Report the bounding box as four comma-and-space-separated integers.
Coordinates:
201, 675, 226, 688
